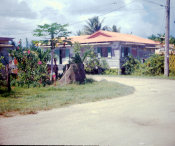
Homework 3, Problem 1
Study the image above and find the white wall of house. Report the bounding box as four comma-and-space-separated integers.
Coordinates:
100, 42, 121, 69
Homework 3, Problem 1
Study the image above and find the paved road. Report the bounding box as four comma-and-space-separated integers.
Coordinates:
0, 76, 175, 146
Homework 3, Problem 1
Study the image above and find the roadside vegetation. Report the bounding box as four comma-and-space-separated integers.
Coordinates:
0, 79, 134, 117
122, 55, 175, 77
101, 54, 175, 79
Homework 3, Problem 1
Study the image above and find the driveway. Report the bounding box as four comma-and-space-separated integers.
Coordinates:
0, 76, 175, 146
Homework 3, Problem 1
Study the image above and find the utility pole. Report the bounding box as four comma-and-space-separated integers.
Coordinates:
164, 0, 170, 77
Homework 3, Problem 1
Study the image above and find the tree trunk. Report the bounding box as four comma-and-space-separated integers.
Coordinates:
50, 34, 54, 82
50, 49, 54, 81
7, 65, 11, 92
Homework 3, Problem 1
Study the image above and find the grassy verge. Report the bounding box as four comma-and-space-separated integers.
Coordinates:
0, 79, 134, 117
97, 74, 175, 80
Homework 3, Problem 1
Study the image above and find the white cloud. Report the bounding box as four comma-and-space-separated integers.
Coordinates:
0, 0, 174, 44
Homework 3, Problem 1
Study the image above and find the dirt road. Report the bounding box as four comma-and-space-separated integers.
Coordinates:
0, 76, 175, 145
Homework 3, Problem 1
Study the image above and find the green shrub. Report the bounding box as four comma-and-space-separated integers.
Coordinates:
170, 55, 175, 76
104, 69, 119, 75
122, 56, 140, 75
84, 50, 101, 74
10, 45, 51, 88
135, 55, 164, 76
71, 53, 83, 64
100, 58, 109, 69
0, 56, 6, 87
71, 42, 91, 64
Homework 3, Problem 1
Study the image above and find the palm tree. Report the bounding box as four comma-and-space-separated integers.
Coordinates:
111, 25, 121, 32
83, 16, 121, 34
102, 25, 121, 32
84, 16, 104, 35
76, 30, 85, 36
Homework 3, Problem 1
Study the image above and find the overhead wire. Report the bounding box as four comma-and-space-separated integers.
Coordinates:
70, 0, 137, 26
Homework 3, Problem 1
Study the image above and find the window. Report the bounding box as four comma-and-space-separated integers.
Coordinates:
56, 49, 69, 58
121, 47, 131, 58
97, 47, 112, 58
65, 49, 70, 58
54, 49, 70, 64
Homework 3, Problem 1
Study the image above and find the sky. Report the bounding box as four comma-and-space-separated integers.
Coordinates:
0, 0, 175, 43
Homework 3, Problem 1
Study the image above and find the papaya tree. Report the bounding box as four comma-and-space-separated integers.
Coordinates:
33, 23, 71, 81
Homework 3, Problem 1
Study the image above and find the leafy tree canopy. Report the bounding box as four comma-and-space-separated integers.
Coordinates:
83, 16, 121, 35
148, 33, 175, 45
33, 23, 70, 38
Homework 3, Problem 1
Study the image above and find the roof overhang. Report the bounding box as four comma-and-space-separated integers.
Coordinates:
80, 42, 111, 46
0, 37, 14, 41
40, 42, 111, 48
145, 46, 159, 49
121, 42, 146, 46
0, 44, 14, 48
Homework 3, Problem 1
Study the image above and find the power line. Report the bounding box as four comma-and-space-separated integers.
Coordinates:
70, 0, 137, 26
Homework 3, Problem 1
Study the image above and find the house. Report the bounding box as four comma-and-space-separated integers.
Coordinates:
155, 43, 175, 55
0, 37, 14, 65
41, 30, 158, 71
0, 37, 15, 80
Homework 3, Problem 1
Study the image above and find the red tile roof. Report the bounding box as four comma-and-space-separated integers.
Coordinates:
69, 30, 159, 45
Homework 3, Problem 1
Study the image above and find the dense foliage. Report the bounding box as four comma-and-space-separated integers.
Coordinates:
169, 55, 175, 76
100, 58, 109, 70
122, 55, 165, 76
84, 50, 101, 73
104, 69, 119, 75
70, 42, 90, 64
122, 56, 140, 75
134, 55, 164, 76
71, 42, 106, 74
148, 34, 175, 45
0, 56, 5, 85
10, 45, 51, 87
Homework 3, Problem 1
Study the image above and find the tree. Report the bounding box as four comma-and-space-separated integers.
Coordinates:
169, 36, 175, 45
102, 25, 121, 32
0, 56, 5, 86
84, 16, 104, 35
76, 30, 85, 36
33, 23, 71, 81
70, 42, 91, 64
148, 34, 175, 45
111, 25, 121, 32
148, 34, 165, 43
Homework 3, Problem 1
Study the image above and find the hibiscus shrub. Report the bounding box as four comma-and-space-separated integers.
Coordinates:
10, 44, 51, 88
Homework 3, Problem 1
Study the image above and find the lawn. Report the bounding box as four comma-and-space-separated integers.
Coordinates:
0, 79, 134, 117
100, 74, 175, 80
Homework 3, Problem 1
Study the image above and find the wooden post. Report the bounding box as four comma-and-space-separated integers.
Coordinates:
7, 65, 11, 92
50, 34, 55, 82
164, 0, 170, 77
